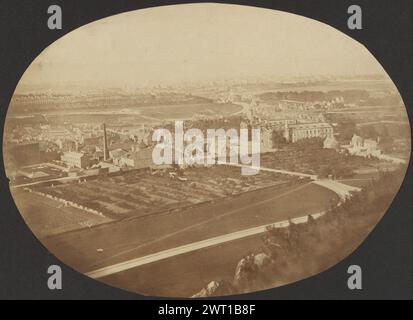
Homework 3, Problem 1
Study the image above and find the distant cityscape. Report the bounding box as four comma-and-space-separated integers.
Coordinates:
4, 79, 409, 182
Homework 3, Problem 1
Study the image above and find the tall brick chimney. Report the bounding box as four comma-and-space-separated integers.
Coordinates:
103, 123, 109, 161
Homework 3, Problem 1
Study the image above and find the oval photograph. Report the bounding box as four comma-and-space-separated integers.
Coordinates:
3, 4, 411, 297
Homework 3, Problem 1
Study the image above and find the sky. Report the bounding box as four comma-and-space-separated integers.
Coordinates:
17, 3, 387, 91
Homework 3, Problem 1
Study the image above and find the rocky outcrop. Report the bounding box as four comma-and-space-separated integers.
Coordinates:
192, 252, 271, 297
192, 280, 235, 298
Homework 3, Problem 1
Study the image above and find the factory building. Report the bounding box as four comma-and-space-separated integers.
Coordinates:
61, 152, 91, 169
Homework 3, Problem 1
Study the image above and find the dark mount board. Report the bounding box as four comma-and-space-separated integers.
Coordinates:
0, 0, 412, 300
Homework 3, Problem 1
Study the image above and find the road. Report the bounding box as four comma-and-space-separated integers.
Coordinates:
218, 162, 318, 179
313, 179, 361, 201
86, 211, 323, 279
232, 101, 250, 115
222, 162, 361, 200
356, 120, 410, 126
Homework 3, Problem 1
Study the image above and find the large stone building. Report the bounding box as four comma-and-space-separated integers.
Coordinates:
285, 122, 334, 143
61, 152, 91, 168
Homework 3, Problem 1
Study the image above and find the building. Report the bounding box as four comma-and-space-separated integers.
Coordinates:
82, 136, 101, 146
110, 148, 129, 166
57, 138, 78, 152
285, 122, 333, 143
117, 146, 172, 169
118, 147, 153, 169
323, 135, 339, 149
61, 152, 91, 168
346, 134, 381, 158
260, 127, 274, 152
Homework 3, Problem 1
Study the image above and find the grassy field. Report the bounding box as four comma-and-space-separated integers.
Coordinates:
12, 191, 112, 238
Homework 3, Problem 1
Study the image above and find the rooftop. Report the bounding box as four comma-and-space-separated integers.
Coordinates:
62, 151, 85, 158
289, 122, 332, 129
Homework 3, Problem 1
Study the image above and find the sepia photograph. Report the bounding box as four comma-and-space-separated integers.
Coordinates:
3, 3, 411, 297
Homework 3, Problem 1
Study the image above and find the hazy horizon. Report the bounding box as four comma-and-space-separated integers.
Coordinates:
16, 3, 388, 93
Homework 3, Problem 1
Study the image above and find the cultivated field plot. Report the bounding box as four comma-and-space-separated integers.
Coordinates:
32, 166, 295, 220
